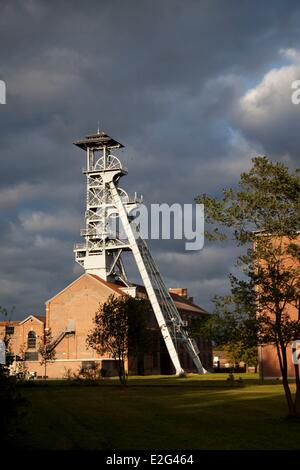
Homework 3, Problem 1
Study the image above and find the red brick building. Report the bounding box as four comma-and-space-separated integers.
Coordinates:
258, 235, 300, 379
1, 273, 212, 378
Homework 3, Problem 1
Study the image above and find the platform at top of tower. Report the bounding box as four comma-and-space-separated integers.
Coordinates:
73, 131, 124, 150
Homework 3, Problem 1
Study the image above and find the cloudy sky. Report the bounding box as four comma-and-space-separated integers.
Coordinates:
0, 0, 300, 320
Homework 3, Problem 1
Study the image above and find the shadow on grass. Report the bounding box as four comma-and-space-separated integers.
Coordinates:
18, 373, 264, 390
12, 380, 300, 450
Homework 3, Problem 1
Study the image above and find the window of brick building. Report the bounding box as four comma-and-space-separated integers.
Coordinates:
81, 361, 95, 370
27, 331, 36, 349
5, 325, 14, 335
25, 351, 38, 361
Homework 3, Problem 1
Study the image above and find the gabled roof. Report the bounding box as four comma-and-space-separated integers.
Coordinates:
88, 274, 125, 295
90, 278, 208, 315
46, 273, 125, 304
19, 315, 45, 325
133, 284, 208, 315
169, 292, 208, 314
0, 315, 45, 326
45, 272, 208, 316
0, 320, 19, 326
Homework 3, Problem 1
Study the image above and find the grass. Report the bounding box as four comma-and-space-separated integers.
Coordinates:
13, 373, 300, 450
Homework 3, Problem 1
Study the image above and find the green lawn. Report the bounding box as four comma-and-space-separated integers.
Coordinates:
13, 373, 300, 450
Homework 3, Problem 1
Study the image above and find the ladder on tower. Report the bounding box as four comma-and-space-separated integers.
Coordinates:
109, 180, 206, 375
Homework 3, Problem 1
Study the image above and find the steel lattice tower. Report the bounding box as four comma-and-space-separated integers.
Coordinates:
73, 130, 206, 375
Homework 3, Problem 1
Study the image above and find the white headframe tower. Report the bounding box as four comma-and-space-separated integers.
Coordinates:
73, 130, 206, 375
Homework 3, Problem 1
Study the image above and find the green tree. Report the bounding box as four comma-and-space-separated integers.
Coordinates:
87, 295, 151, 385
0, 305, 8, 317
0, 307, 27, 444
1, 306, 15, 358
225, 342, 258, 371
190, 311, 258, 371
38, 328, 56, 379
196, 156, 300, 417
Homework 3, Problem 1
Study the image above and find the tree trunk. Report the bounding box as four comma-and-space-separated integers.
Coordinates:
293, 363, 300, 417
117, 357, 126, 386
282, 373, 295, 416
276, 342, 295, 416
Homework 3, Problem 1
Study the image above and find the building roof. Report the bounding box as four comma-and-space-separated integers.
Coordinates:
45, 272, 125, 304
8, 273, 207, 326
88, 274, 127, 295
0, 320, 19, 326
0, 314, 45, 326
73, 131, 124, 151
171, 294, 208, 315
44, 272, 208, 317
133, 284, 208, 316
19, 315, 45, 325
87, 276, 208, 315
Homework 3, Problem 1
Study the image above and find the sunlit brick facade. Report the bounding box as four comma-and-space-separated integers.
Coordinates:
2, 273, 212, 378
258, 235, 300, 379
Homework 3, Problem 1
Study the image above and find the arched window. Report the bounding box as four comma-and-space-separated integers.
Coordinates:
27, 331, 36, 349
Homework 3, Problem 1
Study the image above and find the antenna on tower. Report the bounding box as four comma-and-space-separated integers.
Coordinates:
97, 121, 100, 135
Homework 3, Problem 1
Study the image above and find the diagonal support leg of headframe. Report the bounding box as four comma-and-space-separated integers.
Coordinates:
109, 180, 206, 375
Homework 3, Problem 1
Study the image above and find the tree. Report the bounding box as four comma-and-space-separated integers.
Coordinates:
1, 305, 15, 362
0, 307, 27, 444
225, 341, 258, 371
190, 309, 258, 371
38, 329, 56, 379
0, 368, 27, 444
0, 305, 8, 318
87, 294, 151, 385
196, 156, 300, 417
15, 342, 28, 378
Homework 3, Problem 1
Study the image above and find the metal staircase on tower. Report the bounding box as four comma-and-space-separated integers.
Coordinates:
73, 129, 206, 375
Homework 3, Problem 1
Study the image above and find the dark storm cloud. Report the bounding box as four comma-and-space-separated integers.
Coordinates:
1, 0, 300, 317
